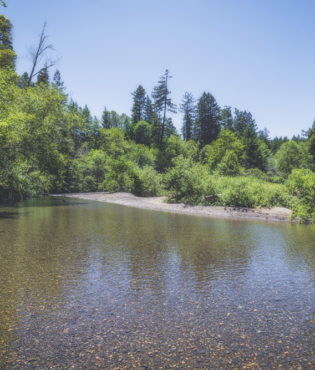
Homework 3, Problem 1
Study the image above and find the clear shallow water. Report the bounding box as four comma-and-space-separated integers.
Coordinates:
0, 197, 314, 369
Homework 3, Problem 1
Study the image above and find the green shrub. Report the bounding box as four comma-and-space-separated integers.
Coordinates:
213, 176, 293, 209
164, 157, 215, 204
216, 178, 254, 207
216, 150, 242, 176
285, 169, 315, 221
133, 166, 162, 196
130, 121, 153, 146
102, 159, 136, 192
275, 141, 311, 177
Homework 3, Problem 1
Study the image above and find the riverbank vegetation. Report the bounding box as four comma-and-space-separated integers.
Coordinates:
1, 11, 315, 222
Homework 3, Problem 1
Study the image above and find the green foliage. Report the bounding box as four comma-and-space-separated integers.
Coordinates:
201, 129, 244, 171
2, 12, 315, 225
101, 108, 130, 131
214, 176, 293, 208
164, 166, 294, 210
0, 47, 15, 69
0, 15, 15, 69
156, 135, 199, 172
285, 169, 315, 221
73, 150, 109, 191
216, 150, 242, 176
102, 159, 137, 193
0, 161, 51, 202
143, 96, 156, 124
194, 92, 220, 146
36, 66, 49, 84
127, 144, 156, 168
133, 166, 162, 196
217, 179, 254, 207
241, 130, 270, 170
220, 106, 234, 130
233, 109, 257, 136
152, 69, 177, 147
99, 127, 129, 158
131, 85, 146, 124
164, 157, 215, 204
275, 141, 311, 177
180, 92, 195, 141
130, 120, 153, 146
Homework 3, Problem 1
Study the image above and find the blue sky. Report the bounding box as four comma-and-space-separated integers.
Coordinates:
3, 0, 315, 137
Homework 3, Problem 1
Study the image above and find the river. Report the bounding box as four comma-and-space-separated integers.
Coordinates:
0, 197, 314, 368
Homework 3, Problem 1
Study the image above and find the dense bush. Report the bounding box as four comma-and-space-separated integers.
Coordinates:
275, 141, 311, 177
130, 120, 153, 146
133, 166, 163, 196
285, 169, 315, 221
213, 176, 293, 208
216, 150, 242, 176
164, 157, 216, 204
201, 129, 244, 170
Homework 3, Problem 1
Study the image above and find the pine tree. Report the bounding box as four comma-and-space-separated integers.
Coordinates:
152, 69, 177, 147
195, 92, 221, 146
19, 72, 29, 88
101, 107, 110, 128
0, 15, 16, 69
36, 65, 49, 84
53, 69, 64, 90
180, 92, 195, 141
144, 95, 155, 124
232, 109, 268, 170
131, 85, 146, 123
82, 105, 92, 124
101, 107, 128, 130
233, 109, 257, 136
220, 106, 234, 131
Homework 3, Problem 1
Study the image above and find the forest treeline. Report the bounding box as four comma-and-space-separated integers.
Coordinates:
1, 13, 315, 222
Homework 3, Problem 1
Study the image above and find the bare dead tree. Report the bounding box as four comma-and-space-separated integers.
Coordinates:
27, 22, 57, 86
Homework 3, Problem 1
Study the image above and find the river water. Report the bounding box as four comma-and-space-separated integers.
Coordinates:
0, 197, 314, 368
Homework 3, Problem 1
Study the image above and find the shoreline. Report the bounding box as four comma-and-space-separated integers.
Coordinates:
53, 192, 293, 223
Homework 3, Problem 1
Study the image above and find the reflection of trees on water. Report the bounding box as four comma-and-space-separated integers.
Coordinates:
0, 201, 101, 360
1, 200, 315, 366
284, 224, 315, 275
109, 209, 256, 289
90, 206, 257, 291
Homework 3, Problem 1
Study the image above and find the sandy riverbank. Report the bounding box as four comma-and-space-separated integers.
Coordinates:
53, 192, 293, 223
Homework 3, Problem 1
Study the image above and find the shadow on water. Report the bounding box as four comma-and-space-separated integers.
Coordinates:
0, 211, 18, 219
12, 196, 89, 208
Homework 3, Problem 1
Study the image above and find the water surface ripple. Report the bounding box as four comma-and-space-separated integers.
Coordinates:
0, 197, 314, 368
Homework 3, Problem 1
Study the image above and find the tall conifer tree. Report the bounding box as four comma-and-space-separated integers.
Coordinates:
195, 92, 221, 146
131, 85, 146, 123
53, 69, 64, 90
144, 95, 155, 124
180, 92, 195, 141
220, 106, 234, 131
101, 107, 111, 128
152, 69, 177, 147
